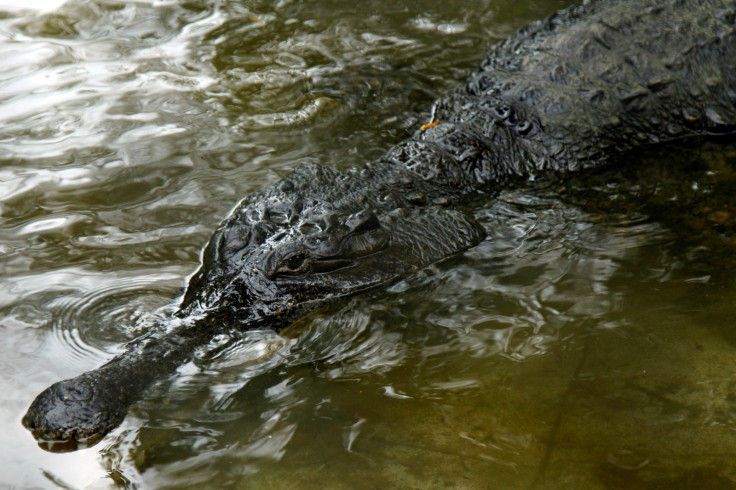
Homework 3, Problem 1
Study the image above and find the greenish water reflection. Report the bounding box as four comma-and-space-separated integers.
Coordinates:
2, 0, 736, 488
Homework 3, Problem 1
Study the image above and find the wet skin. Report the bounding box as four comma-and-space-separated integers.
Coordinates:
23, 0, 736, 445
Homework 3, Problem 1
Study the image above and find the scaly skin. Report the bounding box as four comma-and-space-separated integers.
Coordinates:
23, 0, 736, 445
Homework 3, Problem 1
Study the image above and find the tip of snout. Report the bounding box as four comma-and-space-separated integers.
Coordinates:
23, 378, 107, 448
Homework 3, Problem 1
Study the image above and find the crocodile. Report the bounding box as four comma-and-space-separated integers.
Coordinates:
23, 0, 736, 445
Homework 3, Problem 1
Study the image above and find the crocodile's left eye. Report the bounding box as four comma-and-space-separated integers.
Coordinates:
276, 252, 308, 274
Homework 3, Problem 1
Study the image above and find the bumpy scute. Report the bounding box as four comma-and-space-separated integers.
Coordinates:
24, 0, 736, 446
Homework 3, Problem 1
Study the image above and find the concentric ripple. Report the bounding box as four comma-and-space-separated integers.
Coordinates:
4, 0, 736, 488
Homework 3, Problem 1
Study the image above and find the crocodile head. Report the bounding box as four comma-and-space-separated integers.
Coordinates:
23, 163, 486, 448
179, 163, 486, 330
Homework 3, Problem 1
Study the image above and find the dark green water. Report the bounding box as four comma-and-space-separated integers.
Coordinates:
3, 0, 736, 488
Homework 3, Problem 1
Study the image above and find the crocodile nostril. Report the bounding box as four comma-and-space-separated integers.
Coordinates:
57, 380, 93, 402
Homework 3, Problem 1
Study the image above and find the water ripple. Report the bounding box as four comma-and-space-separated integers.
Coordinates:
5, 0, 736, 488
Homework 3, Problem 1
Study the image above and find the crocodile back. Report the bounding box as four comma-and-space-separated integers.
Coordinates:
389, 0, 736, 190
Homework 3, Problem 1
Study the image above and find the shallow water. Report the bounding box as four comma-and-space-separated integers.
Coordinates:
3, 0, 736, 488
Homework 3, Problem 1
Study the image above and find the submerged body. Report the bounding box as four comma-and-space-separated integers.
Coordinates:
24, 0, 736, 444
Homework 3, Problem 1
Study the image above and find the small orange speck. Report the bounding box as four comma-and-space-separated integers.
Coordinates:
420, 120, 440, 131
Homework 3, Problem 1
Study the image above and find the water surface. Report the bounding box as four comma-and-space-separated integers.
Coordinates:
3, 0, 736, 488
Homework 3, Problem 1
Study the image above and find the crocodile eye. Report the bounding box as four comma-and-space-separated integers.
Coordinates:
285, 253, 306, 270
276, 252, 307, 274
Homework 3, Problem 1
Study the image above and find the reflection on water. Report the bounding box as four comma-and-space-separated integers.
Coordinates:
3, 0, 736, 488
